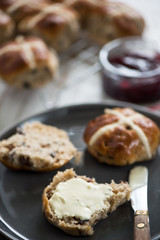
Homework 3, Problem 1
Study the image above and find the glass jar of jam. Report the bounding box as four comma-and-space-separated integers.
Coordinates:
99, 37, 160, 103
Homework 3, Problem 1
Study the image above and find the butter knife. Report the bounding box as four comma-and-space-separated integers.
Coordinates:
129, 166, 151, 240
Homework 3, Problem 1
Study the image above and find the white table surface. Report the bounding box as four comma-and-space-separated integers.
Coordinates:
0, 0, 160, 132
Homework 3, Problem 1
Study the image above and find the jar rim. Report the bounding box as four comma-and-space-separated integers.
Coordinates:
99, 36, 160, 79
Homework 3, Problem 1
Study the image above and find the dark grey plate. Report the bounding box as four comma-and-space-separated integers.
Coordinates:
0, 101, 160, 240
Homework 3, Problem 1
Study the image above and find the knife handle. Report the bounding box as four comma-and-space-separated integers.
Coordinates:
134, 210, 150, 240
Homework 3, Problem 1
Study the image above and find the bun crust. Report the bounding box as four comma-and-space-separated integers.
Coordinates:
0, 122, 77, 171
0, 10, 15, 44
18, 4, 80, 52
0, 0, 16, 11
87, 1, 145, 44
66, 0, 145, 44
65, 0, 97, 27
5, 0, 49, 22
84, 108, 160, 166
42, 168, 131, 236
0, 36, 58, 88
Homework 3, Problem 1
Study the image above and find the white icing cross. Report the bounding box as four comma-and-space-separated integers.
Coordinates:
0, 37, 45, 69
26, 5, 74, 29
89, 108, 151, 159
7, 0, 41, 14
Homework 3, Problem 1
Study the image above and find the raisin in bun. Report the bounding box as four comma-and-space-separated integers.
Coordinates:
0, 10, 15, 44
18, 3, 80, 52
0, 35, 59, 88
42, 168, 131, 236
5, 0, 49, 23
84, 108, 160, 166
0, 122, 77, 171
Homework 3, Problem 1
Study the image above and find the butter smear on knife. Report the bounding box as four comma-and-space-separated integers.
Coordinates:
129, 166, 148, 190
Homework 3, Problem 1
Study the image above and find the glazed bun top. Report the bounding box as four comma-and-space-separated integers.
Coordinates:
0, 36, 54, 78
84, 108, 160, 165
3, 0, 49, 22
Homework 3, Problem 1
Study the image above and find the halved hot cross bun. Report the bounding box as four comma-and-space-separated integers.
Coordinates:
84, 108, 160, 166
0, 35, 59, 88
0, 122, 77, 171
65, 0, 98, 28
42, 168, 131, 235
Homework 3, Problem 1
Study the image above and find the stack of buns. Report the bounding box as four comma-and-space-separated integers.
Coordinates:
0, 0, 145, 88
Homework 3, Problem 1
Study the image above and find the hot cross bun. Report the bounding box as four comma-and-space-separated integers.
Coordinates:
65, 0, 99, 28
18, 3, 80, 52
0, 35, 59, 88
84, 108, 160, 166
66, 0, 145, 44
4, 0, 49, 22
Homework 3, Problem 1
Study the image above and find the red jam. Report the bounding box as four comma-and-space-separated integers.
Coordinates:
101, 50, 160, 103
109, 53, 160, 73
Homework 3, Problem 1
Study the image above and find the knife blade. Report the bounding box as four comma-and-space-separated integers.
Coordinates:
129, 166, 151, 240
